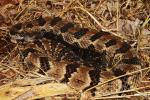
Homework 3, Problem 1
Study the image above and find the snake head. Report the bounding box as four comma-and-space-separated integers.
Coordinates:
9, 24, 47, 43
9, 16, 49, 43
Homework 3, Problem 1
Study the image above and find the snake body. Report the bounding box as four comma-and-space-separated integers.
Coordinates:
8, 16, 141, 96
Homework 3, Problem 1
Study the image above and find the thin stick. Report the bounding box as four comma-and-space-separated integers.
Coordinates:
84, 67, 150, 93
95, 92, 150, 99
101, 85, 150, 97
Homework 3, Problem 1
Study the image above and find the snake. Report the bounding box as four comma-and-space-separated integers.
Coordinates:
6, 15, 141, 97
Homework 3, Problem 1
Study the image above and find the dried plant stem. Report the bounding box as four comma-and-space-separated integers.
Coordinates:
84, 67, 150, 93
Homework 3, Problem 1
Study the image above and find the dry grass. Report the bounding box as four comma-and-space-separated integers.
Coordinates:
0, 0, 150, 100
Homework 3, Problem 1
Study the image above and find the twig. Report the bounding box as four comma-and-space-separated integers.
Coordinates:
84, 67, 150, 93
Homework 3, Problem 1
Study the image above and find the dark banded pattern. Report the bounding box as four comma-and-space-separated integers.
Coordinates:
37, 16, 46, 26
56, 47, 69, 61
50, 17, 62, 26
87, 44, 95, 51
83, 68, 101, 91
72, 42, 80, 47
105, 39, 117, 47
121, 57, 141, 65
116, 42, 131, 53
60, 22, 74, 33
38, 57, 50, 74
90, 31, 110, 42
73, 28, 89, 39
119, 76, 130, 95
8, 16, 142, 98
89, 68, 101, 87
61, 63, 80, 83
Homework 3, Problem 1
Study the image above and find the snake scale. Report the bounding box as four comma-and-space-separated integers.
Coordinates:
6, 16, 141, 97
